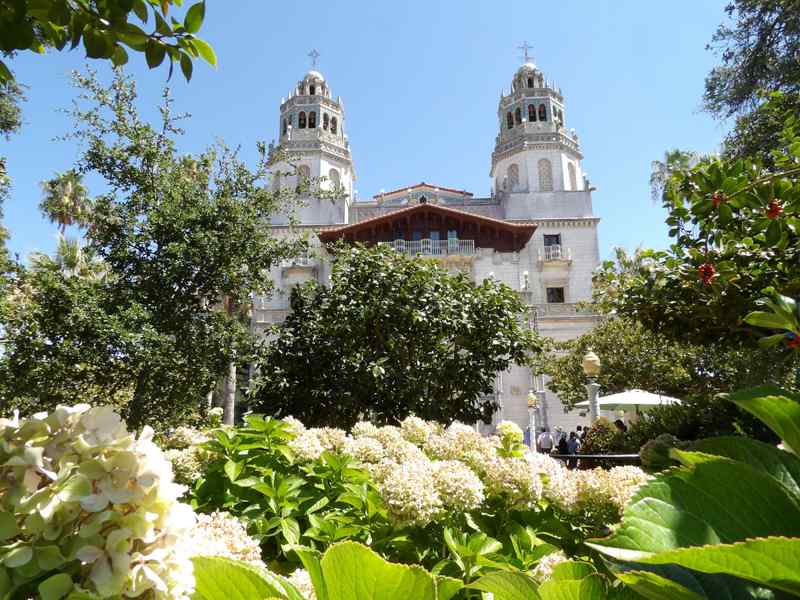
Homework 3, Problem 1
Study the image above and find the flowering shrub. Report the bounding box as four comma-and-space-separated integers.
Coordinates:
0, 404, 196, 599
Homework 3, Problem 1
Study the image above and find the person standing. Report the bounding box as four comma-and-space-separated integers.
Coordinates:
567, 431, 581, 469
537, 427, 554, 454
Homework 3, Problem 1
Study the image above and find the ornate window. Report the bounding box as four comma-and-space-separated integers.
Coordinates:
506, 112, 513, 129
538, 158, 553, 191
538, 103, 547, 121
298, 111, 307, 128
546, 287, 565, 303
310, 85, 316, 95
507, 164, 520, 190
528, 104, 536, 122
308, 111, 317, 128
296, 165, 311, 192
515, 107, 522, 124
568, 163, 577, 191
282, 119, 287, 135
527, 77, 533, 88
328, 168, 340, 188
331, 116, 338, 134
323, 113, 329, 130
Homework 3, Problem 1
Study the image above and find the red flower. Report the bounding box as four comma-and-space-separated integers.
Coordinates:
711, 192, 726, 208
767, 199, 783, 220
788, 337, 800, 349
698, 263, 717, 285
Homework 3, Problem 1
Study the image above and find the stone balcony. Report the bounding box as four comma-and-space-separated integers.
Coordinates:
381, 238, 476, 258
537, 245, 572, 263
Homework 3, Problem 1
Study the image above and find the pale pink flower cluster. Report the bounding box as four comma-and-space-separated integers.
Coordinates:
189, 511, 263, 565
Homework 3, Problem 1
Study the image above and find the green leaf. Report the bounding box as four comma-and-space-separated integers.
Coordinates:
320, 541, 436, 600
132, 0, 149, 22
83, 30, 113, 59
0, 60, 12, 83
192, 38, 217, 66
111, 45, 129, 67
743, 310, 792, 330
616, 571, 705, 600
180, 53, 193, 81
292, 546, 328, 600
765, 219, 781, 245
635, 536, 800, 596
38, 573, 74, 600
588, 453, 800, 562
538, 574, 607, 600
280, 517, 301, 545
467, 571, 540, 600
191, 556, 292, 600
690, 436, 800, 496
435, 576, 464, 600
0, 512, 18, 541
728, 386, 800, 454
145, 40, 167, 69
550, 561, 596, 582
224, 459, 243, 481
184, 2, 205, 33
4, 546, 33, 568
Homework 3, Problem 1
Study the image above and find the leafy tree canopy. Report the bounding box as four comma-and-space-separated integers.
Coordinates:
0, 69, 301, 428
0, 0, 216, 82
249, 244, 542, 428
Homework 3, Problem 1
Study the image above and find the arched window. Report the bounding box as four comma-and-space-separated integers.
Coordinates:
506, 112, 513, 129
331, 116, 338, 134
328, 168, 340, 189
298, 111, 307, 128
527, 77, 533, 88
308, 111, 317, 128
296, 165, 311, 192
538, 103, 547, 121
282, 119, 287, 135
515, 107, 522, 124
538, 158, 553, 191
507, 164, 520, 190
528, 104, 536, 122
568, 163, 578, 191
323, 113, 329, 130
310, 85, 316, 95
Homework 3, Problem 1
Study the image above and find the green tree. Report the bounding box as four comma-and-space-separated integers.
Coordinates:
649, 149, 701, 202
0, 0, 216, 82
39, 169, 93, 233
0, 80, 23, 286
249, 244, 541, 428
0, 69, 301, 428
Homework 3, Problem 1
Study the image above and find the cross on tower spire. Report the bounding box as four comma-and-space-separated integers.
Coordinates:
517, 41, 534, 64
308, 49, 320, 68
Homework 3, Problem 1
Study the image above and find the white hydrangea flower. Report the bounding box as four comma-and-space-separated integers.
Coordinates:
351, 421, 379, 439
377, 460, 443, 526
482, 456, 543, 509
166, 426, 208, 449
371, 425, 404, 447
496, 421, 524, 445
432, 460, 485, 512
282, 416, 307, 436
189, 511, 263, 565
531, 550, 568, 582
399, 416, 433, 445
383, 438, 428, 464
288, 430, 324, 462
312, 427, 348, 452
343, 436, 386, 464
287, 568, 317, 600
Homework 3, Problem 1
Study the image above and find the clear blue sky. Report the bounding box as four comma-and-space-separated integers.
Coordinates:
3, 0, 732, 261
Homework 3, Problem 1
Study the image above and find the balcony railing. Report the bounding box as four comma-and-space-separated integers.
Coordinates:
539, 245, 571, 262
382, 238, 476, 257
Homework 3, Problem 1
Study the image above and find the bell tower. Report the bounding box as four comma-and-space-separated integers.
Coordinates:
490, 51, 593, 220
269, 52, 356, 226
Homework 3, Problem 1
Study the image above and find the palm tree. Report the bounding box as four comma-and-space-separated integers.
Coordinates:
29, 236, 106, 280
649, 149, 702, 203
39, 170, 93, 234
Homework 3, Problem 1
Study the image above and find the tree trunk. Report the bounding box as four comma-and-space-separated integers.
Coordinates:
223, 361, 236, 426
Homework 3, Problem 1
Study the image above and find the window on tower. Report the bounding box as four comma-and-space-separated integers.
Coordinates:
528, 104, 536, 122
331, 116, 338, 134
309, 111, 317, 128
546, 287, 565, 303
299, 111, 307, 128
515, 107, 522, 124
538, 158, 553, 191
323, 113, 329, 130
282, 119, 287, 135
527, 77, 533, 88
507, 164, 520, 190
310, 85, 316, 95
568, 163, 578, 191
506, 112, 513, 129
538, 104, 547, 121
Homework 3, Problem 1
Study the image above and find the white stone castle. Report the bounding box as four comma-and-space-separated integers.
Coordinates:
255, 49, 601, 435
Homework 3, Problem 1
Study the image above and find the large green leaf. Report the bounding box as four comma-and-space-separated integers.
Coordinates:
319, 541, 436, 600
191, 556, 295, 600
616, 571, 707, 600
690, 436, 800, 496
635, 537, 800, 596
292, 545, 328, 600
728, 387, 800, 454
467, 571, 541, 600
588, 452, 800, 561
537, 574, 607, 600
435, 576, 464, 600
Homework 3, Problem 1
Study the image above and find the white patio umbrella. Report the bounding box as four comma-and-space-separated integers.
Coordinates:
574, 389, 681, 412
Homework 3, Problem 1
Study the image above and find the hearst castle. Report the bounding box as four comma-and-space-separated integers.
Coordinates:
253, 54, 601, 435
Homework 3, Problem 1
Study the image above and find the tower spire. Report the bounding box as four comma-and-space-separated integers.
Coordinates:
517, 41, 534, 64
308, 49, 320, 68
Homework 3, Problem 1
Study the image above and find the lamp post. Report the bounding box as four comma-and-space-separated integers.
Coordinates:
526, 390, 538, 450
582, 349, 602, 423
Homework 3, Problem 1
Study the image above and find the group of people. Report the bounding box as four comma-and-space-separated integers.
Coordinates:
534, 426, 585, 469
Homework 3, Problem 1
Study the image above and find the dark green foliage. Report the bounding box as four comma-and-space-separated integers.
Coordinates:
723, 92, 800, 165
0, 79, 23, 137
249, 244, 541, 428
580, 418, 629, 455
0, 70, 300, 428
0, 0, 216, 82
